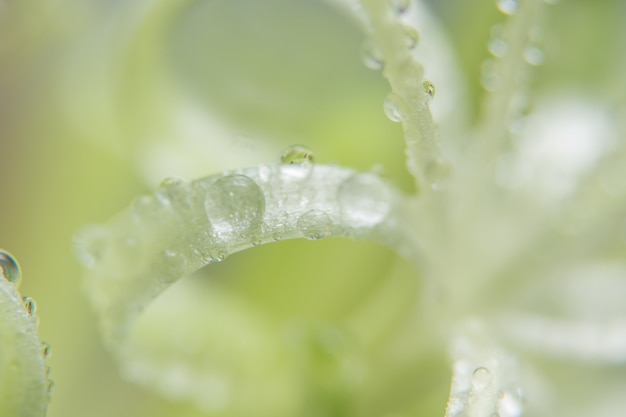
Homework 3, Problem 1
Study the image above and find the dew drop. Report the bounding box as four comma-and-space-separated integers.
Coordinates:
404, 26, 419, 50
472, 367, 492, 392
423, 80, 436, 102
205, 175, 265, 238
131, 195, 156, 223
0, 250, 21, 287
280, 145, 314, 165
22, 296, 37, 316
42, 341, 52, 360
210, 251, 228, 263
361, 39, 384, 71
156, 177, 186, 206
339, 174, 391, 228
488, 38, 508, 57
389, 0, 410, 16
46, 379, 55, 396
496, 0, 519, 15
523, 46, 544, 66
250, 235, 261, 246
297, 210, 332, 240
280, 145, 315, 180
498, 390, 523, 417
424, 158, 452, 190
272, 233, 282, 242
383, 93, 403, 123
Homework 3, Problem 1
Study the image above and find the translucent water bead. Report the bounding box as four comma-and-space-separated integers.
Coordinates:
360, 39, 384, 71
338, 174, 391, 228
297, 209, 332, 240
0, 249, 21, 287
496, 0, 519, 15
383, 93, 403, 123
423, 80, 436, 103
205, 174, 266, 238
280, 145, 315, 179
280, 145, 314, 165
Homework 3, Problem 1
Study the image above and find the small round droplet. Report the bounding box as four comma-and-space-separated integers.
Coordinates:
280, 145, 314, 165
210, 251, 227, 263
42, 341, 52, 360
424, 158, 452, 190
205, 174, 265, 238
383, 93, 403, 122
361, 39, 384, 71
272, 233, 282, 242
280, 145, 315, 180
0, 250, 21, 287
488, 38, 508, 57
498, 390, 523, 417
46, 379, 55, 396
523, 46, 544, 66
423, 80, 436, 102
339, 174, 391, 227
496, 0, 519, 15
297, 210, 332, 240
389, 0, 410, 16
404, 26, 419, 50
22, 296, 37, 316
250, 235, 261, 246
472, 367, 492, 392
156, 177, 186, 206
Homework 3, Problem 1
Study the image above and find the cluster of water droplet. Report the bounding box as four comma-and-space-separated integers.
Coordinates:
483, 0, 552, 91
0, 250, 54, 402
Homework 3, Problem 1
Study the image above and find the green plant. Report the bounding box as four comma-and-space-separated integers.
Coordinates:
2, 0, 625, 416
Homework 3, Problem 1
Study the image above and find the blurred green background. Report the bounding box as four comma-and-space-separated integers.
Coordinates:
0, 0, 623, 416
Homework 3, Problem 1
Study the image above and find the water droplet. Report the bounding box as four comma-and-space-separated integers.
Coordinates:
383, 93, 403, 122
472, 367, 492, 392
280, 145, 315, 180
488, 38, 508, 57
42, 341, 52, 360
523, 46, 544, 66
389, 0, 410, 15
156, 177, 186, 206
131, 195, 156, 222
205, 175, 265, 238
361, 39, 384, 71
0, 250, 21, 287
46, 379, 55, 395
496, 0, 519, 15
498, 390, 523, 417
404, 26, 419, 49
339, 174, 391, 227
250, 235, 261, 246
424, 158, 452, 190
210, 251, 227, 263
423, 80, 436, 102
22, 296, 37, 316
280, 145, 314, 165
297, 210, 332, 240
272, 233, 282, 242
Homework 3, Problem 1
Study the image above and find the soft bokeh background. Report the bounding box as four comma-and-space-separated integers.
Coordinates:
0, 0, 624, 416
